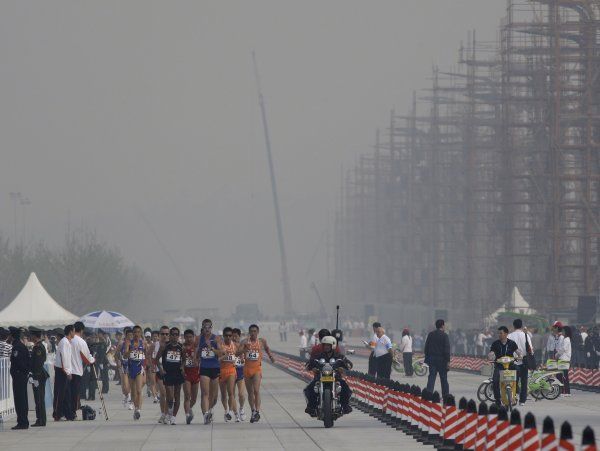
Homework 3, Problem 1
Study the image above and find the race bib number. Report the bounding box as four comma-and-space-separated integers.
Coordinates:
185, 356, 194, 367
130, 351, 144, 361
235, 357, 244, 367
246, 350, 259, 361
223, 353, 235, 362
201, 348, 215, 359
166, 351, 181, 363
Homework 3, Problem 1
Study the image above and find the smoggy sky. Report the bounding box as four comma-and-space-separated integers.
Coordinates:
0, 1, 506, 316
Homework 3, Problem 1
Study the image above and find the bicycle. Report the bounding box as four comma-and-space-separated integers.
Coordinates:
391, 347, 428, 376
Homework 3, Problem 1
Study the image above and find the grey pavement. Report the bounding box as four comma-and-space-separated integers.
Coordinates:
268, 331, 600, 444
1, 360, 432, 451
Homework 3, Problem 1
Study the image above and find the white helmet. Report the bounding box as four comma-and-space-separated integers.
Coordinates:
321, 336, 337, 348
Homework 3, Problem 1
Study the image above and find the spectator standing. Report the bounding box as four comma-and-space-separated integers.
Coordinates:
29, 327, 48, 427
399, 329, 413, 376
70, 321, 96, 419
0, 328, 12, 358
530, 328, 544, 365
373, 327, 393, 379
475, 330, 486, 356
96, 330, 109, 393
507, 319, 533, 406
9, 327, 30, 430
53, 325, 74, 421
366, 322, 381, 376
583, 327, 599, 369
557, 326, 572, 397
299, 330, 307, 360
424, 319, 451, 399
546, 322, 564, 360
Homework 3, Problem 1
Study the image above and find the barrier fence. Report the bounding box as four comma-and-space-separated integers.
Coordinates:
271, 350, 598, 450
0, 357, 15, 419
350, 348, 600, 391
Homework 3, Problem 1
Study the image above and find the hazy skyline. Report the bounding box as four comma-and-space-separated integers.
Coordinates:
0, 1, 506, 316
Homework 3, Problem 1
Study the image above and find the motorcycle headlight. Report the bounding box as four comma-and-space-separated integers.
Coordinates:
319, 358, 326, 365
322, 370, 333, 376
330, 358, 336, 364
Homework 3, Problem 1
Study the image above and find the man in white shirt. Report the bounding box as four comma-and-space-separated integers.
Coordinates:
374, 327, 393, 379
53, 325, 75, 421
366, 322, 381, 376
507, 319, 532, 406
70, 321, 95, 420
299, 330, 308, 360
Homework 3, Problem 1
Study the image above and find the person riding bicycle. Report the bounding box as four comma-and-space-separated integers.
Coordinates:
304, 336, 353, 416
488, 326, 519, 406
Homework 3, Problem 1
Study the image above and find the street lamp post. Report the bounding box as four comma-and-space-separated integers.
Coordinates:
9, 192, 21, 244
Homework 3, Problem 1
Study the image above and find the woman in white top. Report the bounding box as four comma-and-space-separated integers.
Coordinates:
557, 326, 572, 396
399, 329, 414, 376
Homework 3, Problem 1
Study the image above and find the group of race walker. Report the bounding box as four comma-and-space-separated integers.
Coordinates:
113, 319, 274, 425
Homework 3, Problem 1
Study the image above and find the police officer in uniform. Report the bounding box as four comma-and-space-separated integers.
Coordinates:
9, 326, 30, 429
29, 326, 49, 427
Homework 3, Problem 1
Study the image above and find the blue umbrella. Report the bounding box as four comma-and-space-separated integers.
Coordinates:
80, 310, 135, 332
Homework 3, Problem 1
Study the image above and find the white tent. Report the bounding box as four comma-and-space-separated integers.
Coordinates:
0, 272, 79, 327
484, 286, 537, 326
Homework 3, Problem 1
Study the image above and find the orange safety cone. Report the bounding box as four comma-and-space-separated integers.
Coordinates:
581, 426, 597, 451
522, 412, 540, 451
559, 422, 575, 451
474, 402, 488, 451
541, 416, 558, 451
486, 403, 499, 449
495, 406, 511, 451
454, 397, 468, 450
462, 400, 478, 450
507, 409, 523, 451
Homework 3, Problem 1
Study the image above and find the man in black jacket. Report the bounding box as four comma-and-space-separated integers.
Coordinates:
424, 319, 451, 399
488, 326, 519, 406
9, 326, 30, 429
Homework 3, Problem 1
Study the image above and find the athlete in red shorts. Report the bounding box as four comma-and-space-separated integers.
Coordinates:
183, 329, 199, 424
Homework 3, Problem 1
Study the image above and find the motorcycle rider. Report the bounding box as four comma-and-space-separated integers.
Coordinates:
488, 326, 519, 406
304, 336, 353, 416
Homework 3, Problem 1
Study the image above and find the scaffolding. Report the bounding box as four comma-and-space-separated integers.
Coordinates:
334, 0, 600, 327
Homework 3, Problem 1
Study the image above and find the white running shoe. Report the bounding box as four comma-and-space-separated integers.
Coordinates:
158, 413, 165, 424
153, 396, 159, 404
235, 412, 241, 423
128, 402, 134, 411
239, 408, 246, 422
170, 416, 176, 425
225, 411, 232, 422
203, 412, 209, 425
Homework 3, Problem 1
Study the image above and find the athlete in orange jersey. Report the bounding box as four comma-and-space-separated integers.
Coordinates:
236, 324, 274, 423
215, 327, 238, 422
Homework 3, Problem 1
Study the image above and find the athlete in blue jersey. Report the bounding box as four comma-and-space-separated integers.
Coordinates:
197, 319, 221, 424
125, 325, 146, 420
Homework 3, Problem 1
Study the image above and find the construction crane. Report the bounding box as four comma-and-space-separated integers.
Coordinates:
252, 51, 294, 316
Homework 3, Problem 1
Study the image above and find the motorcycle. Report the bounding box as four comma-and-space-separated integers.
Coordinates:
311, 357, 349, 428
392, 347, 428, 376
476, 362, 563, 404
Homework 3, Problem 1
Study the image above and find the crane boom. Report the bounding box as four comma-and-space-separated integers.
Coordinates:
252, 51, 294, 315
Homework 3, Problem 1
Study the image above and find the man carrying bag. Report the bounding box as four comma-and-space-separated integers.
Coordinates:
508, 319, 535, 407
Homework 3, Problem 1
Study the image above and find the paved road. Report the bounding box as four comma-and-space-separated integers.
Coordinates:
1, 361, 431, 451
269, 332, 600, 444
